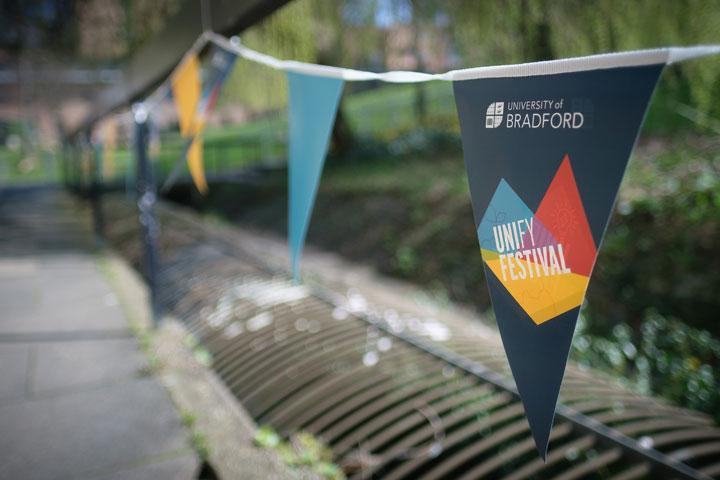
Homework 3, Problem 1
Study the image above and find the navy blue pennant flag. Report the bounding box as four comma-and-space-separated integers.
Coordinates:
453, 54, 669, 459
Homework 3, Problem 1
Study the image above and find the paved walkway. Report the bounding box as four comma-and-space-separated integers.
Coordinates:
0, 187, 199, 480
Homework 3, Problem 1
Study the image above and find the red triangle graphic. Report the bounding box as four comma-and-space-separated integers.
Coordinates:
535, 155, 597, 277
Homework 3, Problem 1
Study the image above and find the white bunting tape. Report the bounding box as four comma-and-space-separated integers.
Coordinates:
208, 31, 719, 82
137, 30, 720, 115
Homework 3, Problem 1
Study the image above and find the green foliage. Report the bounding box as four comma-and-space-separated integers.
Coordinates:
572, 311, 720, 422
254, 426, 345, 479
183, 333, 213, 367
181, 411, 197, 428
127, 0, 183, 53
219, 0, 317, 112
447, 0, 720, 117
590, 137, 720, 336
211, 0, 720, 136
395, 245, 420, 275
0, 119, 60, 184
191, 430, 210, 460
132, 322, 160, 375
254, 425, 282, 449
571, 136, 720, 420
192, 348, 213, 367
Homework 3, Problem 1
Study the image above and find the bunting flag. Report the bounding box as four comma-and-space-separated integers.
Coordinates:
453, 54, 671, 458
170, 49, 237, 194
186, 137, 206, 193
172, 55, 201, 137
171, 54, 206, 193
287, 71, 344, 281
199, 48, 237, 120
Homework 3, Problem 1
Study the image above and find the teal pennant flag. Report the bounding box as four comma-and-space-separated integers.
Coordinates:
287, 71, 344, 281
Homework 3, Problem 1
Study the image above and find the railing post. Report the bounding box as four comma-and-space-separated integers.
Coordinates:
133, 104, 162, 326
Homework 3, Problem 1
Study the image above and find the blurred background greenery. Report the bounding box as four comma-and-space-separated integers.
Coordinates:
2, 0, 719, 421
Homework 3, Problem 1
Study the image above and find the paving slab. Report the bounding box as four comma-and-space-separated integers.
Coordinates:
0, 276, 39, 312
0, 378, 195, 480
31, 338, 147, 395
0, 343, 29, 402
0, 298, 128, 334
89, 453, 200, 480
0, 257, 127, 334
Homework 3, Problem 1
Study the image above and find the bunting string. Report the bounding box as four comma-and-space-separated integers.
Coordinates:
134, 30, 720, 116
208, 31, 720, 82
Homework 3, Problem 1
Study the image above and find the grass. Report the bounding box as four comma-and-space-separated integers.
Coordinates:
69, 81, 460, 186
0, 147, 60, 184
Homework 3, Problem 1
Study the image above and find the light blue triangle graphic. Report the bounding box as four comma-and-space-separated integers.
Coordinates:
477, 179, 535, 252
288, 71, 344, 282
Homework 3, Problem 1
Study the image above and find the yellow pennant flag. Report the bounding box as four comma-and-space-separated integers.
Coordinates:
187, 137, 208, 194
171, 54, 207, 193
